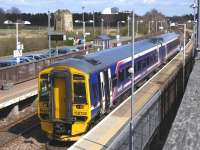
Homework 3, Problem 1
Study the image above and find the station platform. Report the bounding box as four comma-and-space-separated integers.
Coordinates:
0, 79, 37, 109
164, 56, 200, 149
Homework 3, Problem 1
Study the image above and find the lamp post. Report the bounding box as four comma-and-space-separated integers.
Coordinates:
93, 11, 96, 36
4, 20, 31, 63
148, 21, 151, 34
75, 19, 93, 53
101, 18, 104, 35
149, 20, 154, 33
47, 11, 52, 57
136, 20, 144, 36
117, 20, 126, 35
190, 1, 198, 55
128, 11, 135, 150
82, 6, 86, 50
170, 23, 186, 90
127, 16, 130, 38
117, 20, 126, 46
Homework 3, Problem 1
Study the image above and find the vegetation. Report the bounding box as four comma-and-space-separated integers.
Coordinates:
0, 7, 194, 57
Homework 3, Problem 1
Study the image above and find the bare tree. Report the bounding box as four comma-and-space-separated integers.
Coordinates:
144, 9, 165, 21
7, 7, 21, 14
0, 8, 5, 25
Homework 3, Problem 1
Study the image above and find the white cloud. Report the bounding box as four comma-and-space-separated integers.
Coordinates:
143, 0, 156, 4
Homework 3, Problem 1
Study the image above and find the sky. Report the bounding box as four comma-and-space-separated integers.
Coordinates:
0, 0, 193, 16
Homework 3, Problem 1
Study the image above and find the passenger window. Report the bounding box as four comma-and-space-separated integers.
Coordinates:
147, 57, 150, 66
137, 61, 141, 72
92, 84, 98, 99
74, 82, 87, 104
142, 61, 146, 69
112, 75, 117, 87
125, 67, 132, 78
119, 70, 124, 82
40, 79, 50, 99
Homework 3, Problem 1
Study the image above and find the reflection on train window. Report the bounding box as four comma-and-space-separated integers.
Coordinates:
137, 61, 141, 72
125, 67, 132, 78
119, 70, 124, 82
40, 80, 49, 100
74, 82, 87, 104
92, 84, 98, 99
112, 75, 117, 87
147, 57, 150, 66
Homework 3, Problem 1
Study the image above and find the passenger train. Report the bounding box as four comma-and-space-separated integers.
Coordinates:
38, 32, 180, 141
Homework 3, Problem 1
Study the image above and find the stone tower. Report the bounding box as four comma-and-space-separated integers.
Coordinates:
54, 9, 73, 33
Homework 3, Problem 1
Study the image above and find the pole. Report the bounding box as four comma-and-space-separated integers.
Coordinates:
82, 6, 85, 36
16, 23, 20, 64
82, 7, 86, 51
148, 21, 151, 34
198, 0, 200, 50
117, 21, 120, 35
183, 24, 186, 90
136, 21, 139, 35
129, 11, 135, 150
93, 11, 95, 36
101, 18, 104, 35
128, 16, 130, 38
48, 11, 51, 57
156, 21, 158, 32
83, 21, 86, 51
193, 0, 196, 56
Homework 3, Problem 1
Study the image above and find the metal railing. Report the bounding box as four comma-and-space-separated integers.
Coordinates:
0, 32, 178, 89
0, 49, 92, 87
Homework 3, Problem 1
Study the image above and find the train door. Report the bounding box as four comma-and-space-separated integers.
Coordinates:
159, 45, 166, 63
50, 71, 72, 122
99, 68, 112, 114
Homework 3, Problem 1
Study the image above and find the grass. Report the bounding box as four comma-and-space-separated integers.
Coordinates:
0, 26, 130, 57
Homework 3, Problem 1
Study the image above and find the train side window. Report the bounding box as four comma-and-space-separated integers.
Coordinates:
112, 75, 117, 87
74, 82, 87, 104
137, 61, 141, 72
40, 79, 50, 100
142, 61, 146, 69
147, 57, 150, 66
92, 84, 98, 99
119, 70, 124, 82
125, 67, 132, 78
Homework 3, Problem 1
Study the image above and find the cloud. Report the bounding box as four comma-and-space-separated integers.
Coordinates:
143, 0, 156, 4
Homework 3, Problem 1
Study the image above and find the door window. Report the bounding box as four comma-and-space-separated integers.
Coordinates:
73, 82, 87, 104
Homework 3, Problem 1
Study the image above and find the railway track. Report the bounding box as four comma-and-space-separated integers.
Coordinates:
0, 113, 40, 148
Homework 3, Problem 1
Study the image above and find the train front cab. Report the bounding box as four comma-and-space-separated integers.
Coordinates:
38, 66, 91, 141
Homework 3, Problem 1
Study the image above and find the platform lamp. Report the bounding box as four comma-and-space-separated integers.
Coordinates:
170, 23, 186, 91
4, 20, 31, 64
128, 11, 135, 150
190, 1, 198, 56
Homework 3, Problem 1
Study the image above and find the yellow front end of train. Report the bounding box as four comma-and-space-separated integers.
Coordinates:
38, 65, 91, 141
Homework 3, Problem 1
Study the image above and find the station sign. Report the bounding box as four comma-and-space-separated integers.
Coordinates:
13, 50, 22, 57
49, 32, 66, 41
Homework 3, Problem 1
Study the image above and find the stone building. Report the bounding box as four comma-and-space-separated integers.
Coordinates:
54, 9, 73, 33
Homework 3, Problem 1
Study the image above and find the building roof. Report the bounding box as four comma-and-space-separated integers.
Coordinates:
95, 34, 111, 41
51, 32, 179, 74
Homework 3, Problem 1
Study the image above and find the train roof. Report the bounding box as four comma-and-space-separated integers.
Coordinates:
51, 32, 179, 74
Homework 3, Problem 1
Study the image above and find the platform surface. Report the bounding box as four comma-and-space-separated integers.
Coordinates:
164, 58, 200, 150
0, 79, 38, 109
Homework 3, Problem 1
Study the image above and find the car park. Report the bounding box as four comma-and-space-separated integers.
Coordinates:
25, 54, 43, 60
0, 60, 17, 68
10, 57, 32, 63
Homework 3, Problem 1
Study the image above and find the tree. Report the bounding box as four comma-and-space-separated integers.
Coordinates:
0, 8, 5, 25
144, 9, 165, 21
7, 7, 21, 14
